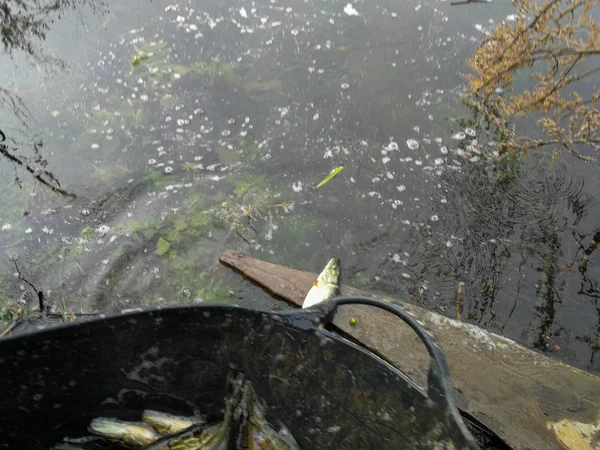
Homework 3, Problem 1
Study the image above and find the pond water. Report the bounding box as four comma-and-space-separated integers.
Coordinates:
1, 0, 600, 374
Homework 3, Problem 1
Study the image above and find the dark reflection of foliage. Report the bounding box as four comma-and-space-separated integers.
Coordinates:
530, 216, 565, 351
409, 122, 592, 355
1, 0, 105, 194
0, 134, 74, 197
1, 0, 106, 60
574, 230, 600, 367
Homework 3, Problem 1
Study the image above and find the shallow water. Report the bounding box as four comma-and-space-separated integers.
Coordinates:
1, 0, 600, 373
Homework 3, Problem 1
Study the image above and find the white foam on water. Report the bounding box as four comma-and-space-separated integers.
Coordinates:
343, 3, 359, 16
406, 139, 419, 150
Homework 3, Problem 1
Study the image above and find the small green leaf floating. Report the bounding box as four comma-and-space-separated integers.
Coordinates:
131, 53, 149, 67
156, 237, 170, 255
349, 317, 357, 327
315, 165, 344, 188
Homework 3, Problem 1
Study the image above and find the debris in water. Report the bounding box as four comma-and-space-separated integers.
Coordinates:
315, 165, 344, 188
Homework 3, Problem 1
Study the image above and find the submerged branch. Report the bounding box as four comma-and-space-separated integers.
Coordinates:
0, 144, 76, 197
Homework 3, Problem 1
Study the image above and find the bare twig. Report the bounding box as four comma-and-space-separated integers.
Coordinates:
0, 319, 22, 337
450, 0, 490, 5
13, 261, 45, 312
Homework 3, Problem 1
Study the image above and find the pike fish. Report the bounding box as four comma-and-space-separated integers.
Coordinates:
302, 258, 341, 309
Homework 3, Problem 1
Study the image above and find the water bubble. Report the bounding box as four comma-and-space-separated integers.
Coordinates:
221, 129, 231, 137
344, 3, 359, 16
465, 127, 477, 137
164, 167, 174, 174
291, 29, 299, 36
292, 181, 303, 192
91, 143, 100, 149
182, 288, 191, 298
10, 254, 18, 261
386, 141, 399, 151
406, 139, 419, 150
445, 241, 453, 248
397, 185, 406, 192
431, 215, 439, 222
148, 158, 157, 164
24, 228, 33, 234
340, 83, 350, 90
434, 158, 444, 165
440, 146, 448, 154
452, 131, 466, 140
96, 225, 111, 235
402, 273, 411, 279
1, 223, 12, 231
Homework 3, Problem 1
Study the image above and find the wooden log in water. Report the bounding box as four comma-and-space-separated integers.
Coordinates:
219, 249, 600, 450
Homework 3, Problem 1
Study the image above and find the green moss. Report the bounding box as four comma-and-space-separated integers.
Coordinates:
353, 272, 372, 287
93, 165, 132, 186
161, 249, 178, 263
163, 228, 180, 242
218, 147, 242, 166
276, 214, 319, 243
81, 226, 95, 239
156, 237, 170, 255
202, 282, 235, 304
174, 220, 189, 232
227, 174, 268, 197
146, 170, 174, 187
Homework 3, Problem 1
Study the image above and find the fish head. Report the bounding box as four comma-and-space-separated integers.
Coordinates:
320, 258, 341, 286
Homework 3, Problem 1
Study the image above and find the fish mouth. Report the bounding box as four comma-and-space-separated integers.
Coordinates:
325, 257, 340, 271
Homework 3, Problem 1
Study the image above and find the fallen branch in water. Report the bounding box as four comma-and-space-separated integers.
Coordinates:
0, 319, 22, 337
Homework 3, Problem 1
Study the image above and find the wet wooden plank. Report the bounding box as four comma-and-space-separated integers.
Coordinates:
220, 250, 600, 450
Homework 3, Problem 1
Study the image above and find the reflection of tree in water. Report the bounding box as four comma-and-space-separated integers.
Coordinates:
0, 133, 74, 196
1, 0, 105, 194
410, 151, 595, 355
1, 0, 105, 59
574, 230, 600, 366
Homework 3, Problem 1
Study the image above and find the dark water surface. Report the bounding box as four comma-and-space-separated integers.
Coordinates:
1, 0, 600, 373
